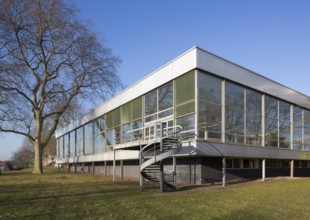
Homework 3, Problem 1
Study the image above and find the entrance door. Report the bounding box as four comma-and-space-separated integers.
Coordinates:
144, 119, 174, 141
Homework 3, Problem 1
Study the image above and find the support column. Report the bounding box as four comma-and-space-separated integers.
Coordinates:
159, 125, 164, 192
74, 164, 77, 173
262, 159, 266, 181
120, 160, 123, 179
113, 148, 116, 182
173, 156, 177, 187
160, 162, 164, 192
92, 162, 95, 175
290, 160, 294, 178
139, 143, 143, 190
82, 162, 84, 174
68, 164, 70, 173
222, 158, 226, 187
104, 161, 107, 177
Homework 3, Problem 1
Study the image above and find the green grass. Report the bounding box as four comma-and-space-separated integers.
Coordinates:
1, 168, 310, 220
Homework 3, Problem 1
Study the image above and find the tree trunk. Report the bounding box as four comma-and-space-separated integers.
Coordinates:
33, 140, 43, 174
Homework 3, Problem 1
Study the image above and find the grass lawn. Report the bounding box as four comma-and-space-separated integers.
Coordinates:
0, 168, 310, 220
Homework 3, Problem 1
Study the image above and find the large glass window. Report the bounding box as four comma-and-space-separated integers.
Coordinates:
107, 129, 114, 146
94, 116, 105, 153
58, 136, 64, 159
293, 107, 303, 150
304, 110, 310, 150
175, 71, 195, 117
122, 123, 131, 143
64, 134, 69, 158
246, 89, 262, 146
84, 123, 93, 154
225, 82, 245, 144
279, 101, 291, 148
265, 96, 278, 147
145, 90, 158, 122
114, 127, 121, 144
198, 72, 222, 140
121, 102, 131, 125
176, 114, 195, 140
158, 83, 173, 118
132, 97, 142, 120
76, 127, 83, 156
69, 130, 75, 157
145, 82, 173, 123
132, 119, 143, 141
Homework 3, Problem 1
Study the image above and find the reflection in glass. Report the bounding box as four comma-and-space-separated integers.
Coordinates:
198, 72, 222, 141
225, 82, 245, 144
145, 90, 157, 117
144, 82, 173, 123
279, 101, 291, 148
114, 127, 121, 144
176, 114, 195, 140
84, 123, 93, 154
76, 127, 83, 155
64, 134, 69, 158
132, 120, 142, 141
265, 96, 278, 147
158, 83, 173, 112
122, 123, 131, 143
246, 89, 261, 145
69, 130, 75, 157
59, 136, 63, 159
94, 117, 105, 153
107, 129, 114, 146
304, 110, 310, 151
199, 102, 221, 140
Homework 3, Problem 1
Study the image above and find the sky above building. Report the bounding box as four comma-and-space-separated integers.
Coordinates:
1, 0, 309, 160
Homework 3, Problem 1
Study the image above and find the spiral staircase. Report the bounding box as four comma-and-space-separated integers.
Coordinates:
140, 136, 181, 191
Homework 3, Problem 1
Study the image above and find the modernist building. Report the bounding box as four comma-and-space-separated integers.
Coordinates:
56, 46, 310, 188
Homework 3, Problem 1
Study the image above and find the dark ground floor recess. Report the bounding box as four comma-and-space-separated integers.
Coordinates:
59, 157, 310, 185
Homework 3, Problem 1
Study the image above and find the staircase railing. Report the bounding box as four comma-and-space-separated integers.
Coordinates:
140, 131, 182, 191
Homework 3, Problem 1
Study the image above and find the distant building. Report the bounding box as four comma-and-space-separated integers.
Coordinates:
56, 47, 310, 188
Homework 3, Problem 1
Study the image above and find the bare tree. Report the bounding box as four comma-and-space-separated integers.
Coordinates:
0, 0, 120, 174
11, 138, 34, 169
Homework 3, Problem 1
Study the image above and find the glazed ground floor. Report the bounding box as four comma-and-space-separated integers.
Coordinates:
58, 157, 310, 186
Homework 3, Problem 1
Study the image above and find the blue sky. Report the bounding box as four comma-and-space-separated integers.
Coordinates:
1, 0, 309, 160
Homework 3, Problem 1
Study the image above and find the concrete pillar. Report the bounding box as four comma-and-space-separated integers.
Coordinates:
139, 144, 144, 190
173, 156, 177, 187
222, 158, 226, 187
92, 162, 95, 175
104, 161, 107, 177
290, 160, 294, 178
262, 159, 266, 181
120, 160, 123, 179
113, 148, 116, 182
82, 162, 84, 174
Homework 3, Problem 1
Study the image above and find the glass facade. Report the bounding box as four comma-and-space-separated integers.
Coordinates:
265, 96, 278, 147
76, 127, 83, 156
94, 116, 105, 153
246, 89, 262, 145
69, 130, 75, 157
175, 70, 195, 117
145, 82, 173, 123
225, 81, 245, 144
198, 72, 222, 140
304, 110, 310, 150
57, 69, 310, 160
293, 107, 303, 150
84, 122, 93, 154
